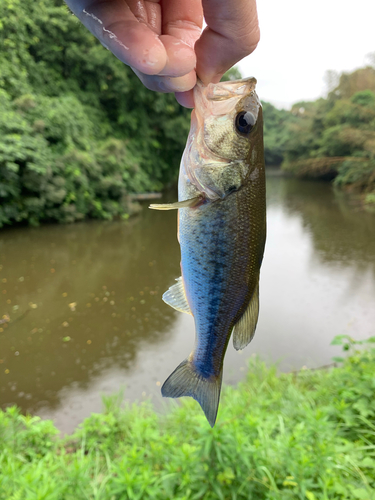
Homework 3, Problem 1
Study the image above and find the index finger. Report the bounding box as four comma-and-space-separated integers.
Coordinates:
66, 0, 168, 75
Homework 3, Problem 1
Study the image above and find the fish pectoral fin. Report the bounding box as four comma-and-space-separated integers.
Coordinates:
161, 358, 223, 428
233, 279, 260, 351
149, 197, 201, 210
162, 277, 192, 315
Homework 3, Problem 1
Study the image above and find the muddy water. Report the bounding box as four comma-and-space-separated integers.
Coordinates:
1, 172, 374, 433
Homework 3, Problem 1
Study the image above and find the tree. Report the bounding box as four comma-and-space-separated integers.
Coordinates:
0, 0, 191, 226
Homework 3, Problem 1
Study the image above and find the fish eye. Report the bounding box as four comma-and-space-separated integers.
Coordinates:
235, 111, 256, 135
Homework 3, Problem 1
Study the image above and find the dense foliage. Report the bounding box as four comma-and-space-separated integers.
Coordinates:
0, 0, 191, 226
281, 66, 375, 200
262, 101, 294, 166
1, 338, 375, 499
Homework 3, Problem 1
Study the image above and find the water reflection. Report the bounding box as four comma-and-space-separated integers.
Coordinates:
0, 172, 374, 433
269, 175, 375, 273
0, 209, 181, 420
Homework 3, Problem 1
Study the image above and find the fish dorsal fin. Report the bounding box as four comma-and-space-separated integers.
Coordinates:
162, 277, 192, 315
149, 197, 201, 210
233, 280, 259, 350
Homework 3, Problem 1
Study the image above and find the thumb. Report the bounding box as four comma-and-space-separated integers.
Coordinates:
195, 0, 260, 84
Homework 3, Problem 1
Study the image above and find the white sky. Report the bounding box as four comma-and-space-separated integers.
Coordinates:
237, 0, 375, 109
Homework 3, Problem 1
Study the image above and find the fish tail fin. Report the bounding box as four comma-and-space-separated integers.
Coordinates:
161, 358, 223, 427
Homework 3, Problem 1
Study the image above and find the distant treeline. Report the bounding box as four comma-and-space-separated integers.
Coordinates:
1, 0, 374, 228
271, 65, 375, 202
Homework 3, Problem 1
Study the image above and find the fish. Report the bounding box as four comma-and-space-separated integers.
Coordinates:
150, 77, 266, 427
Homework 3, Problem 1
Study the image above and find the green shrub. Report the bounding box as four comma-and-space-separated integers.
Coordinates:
334, 159, 375, 191
0, 0, 191, 228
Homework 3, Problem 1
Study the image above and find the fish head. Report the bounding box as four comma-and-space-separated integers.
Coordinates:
180, 77, 264, 201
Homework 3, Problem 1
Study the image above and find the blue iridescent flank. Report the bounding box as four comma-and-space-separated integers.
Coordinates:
179, 194, 250, 379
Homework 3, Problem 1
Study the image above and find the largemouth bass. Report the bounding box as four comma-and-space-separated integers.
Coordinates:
150, 77, 266, 427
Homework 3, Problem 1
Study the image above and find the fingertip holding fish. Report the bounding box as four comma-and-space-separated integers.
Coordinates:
175, 90, 195, 108
157, 74, 196, 94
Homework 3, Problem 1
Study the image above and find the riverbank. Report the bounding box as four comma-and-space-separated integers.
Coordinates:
278, 67, 375, 208
1, 337, 374, 500
282, 158, 375, 210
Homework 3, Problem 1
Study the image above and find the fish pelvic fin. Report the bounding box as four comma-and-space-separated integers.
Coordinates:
162, 277, 192, 315
149, 197, 201, 210
161, 359, 223, 428
233, 279, 260, 351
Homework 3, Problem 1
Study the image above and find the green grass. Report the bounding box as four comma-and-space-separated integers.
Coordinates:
1, 336, 375, 500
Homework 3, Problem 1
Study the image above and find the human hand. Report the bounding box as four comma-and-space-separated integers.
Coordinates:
65, 0, 260, 107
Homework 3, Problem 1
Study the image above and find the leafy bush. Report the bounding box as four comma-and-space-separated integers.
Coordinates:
0, 0, 190, 227
262, 102, 295, 166
334, 159, 375, 192
281, 67, 375, 194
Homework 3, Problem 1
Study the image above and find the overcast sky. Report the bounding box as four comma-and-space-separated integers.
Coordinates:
237, 0, 375, 109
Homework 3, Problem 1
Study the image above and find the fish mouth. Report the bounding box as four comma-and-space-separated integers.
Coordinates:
194, 77, 257, 116
197, 77, 257, 102
191, 78, 259, 163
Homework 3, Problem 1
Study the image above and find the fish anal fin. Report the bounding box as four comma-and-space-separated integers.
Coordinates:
149, 197, 201, 210
233, 280, 259, 351
162, 277, 192, 315
161, 359, 223, 427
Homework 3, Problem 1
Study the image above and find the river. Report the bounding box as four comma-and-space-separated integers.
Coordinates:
1, 171, 374, 433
